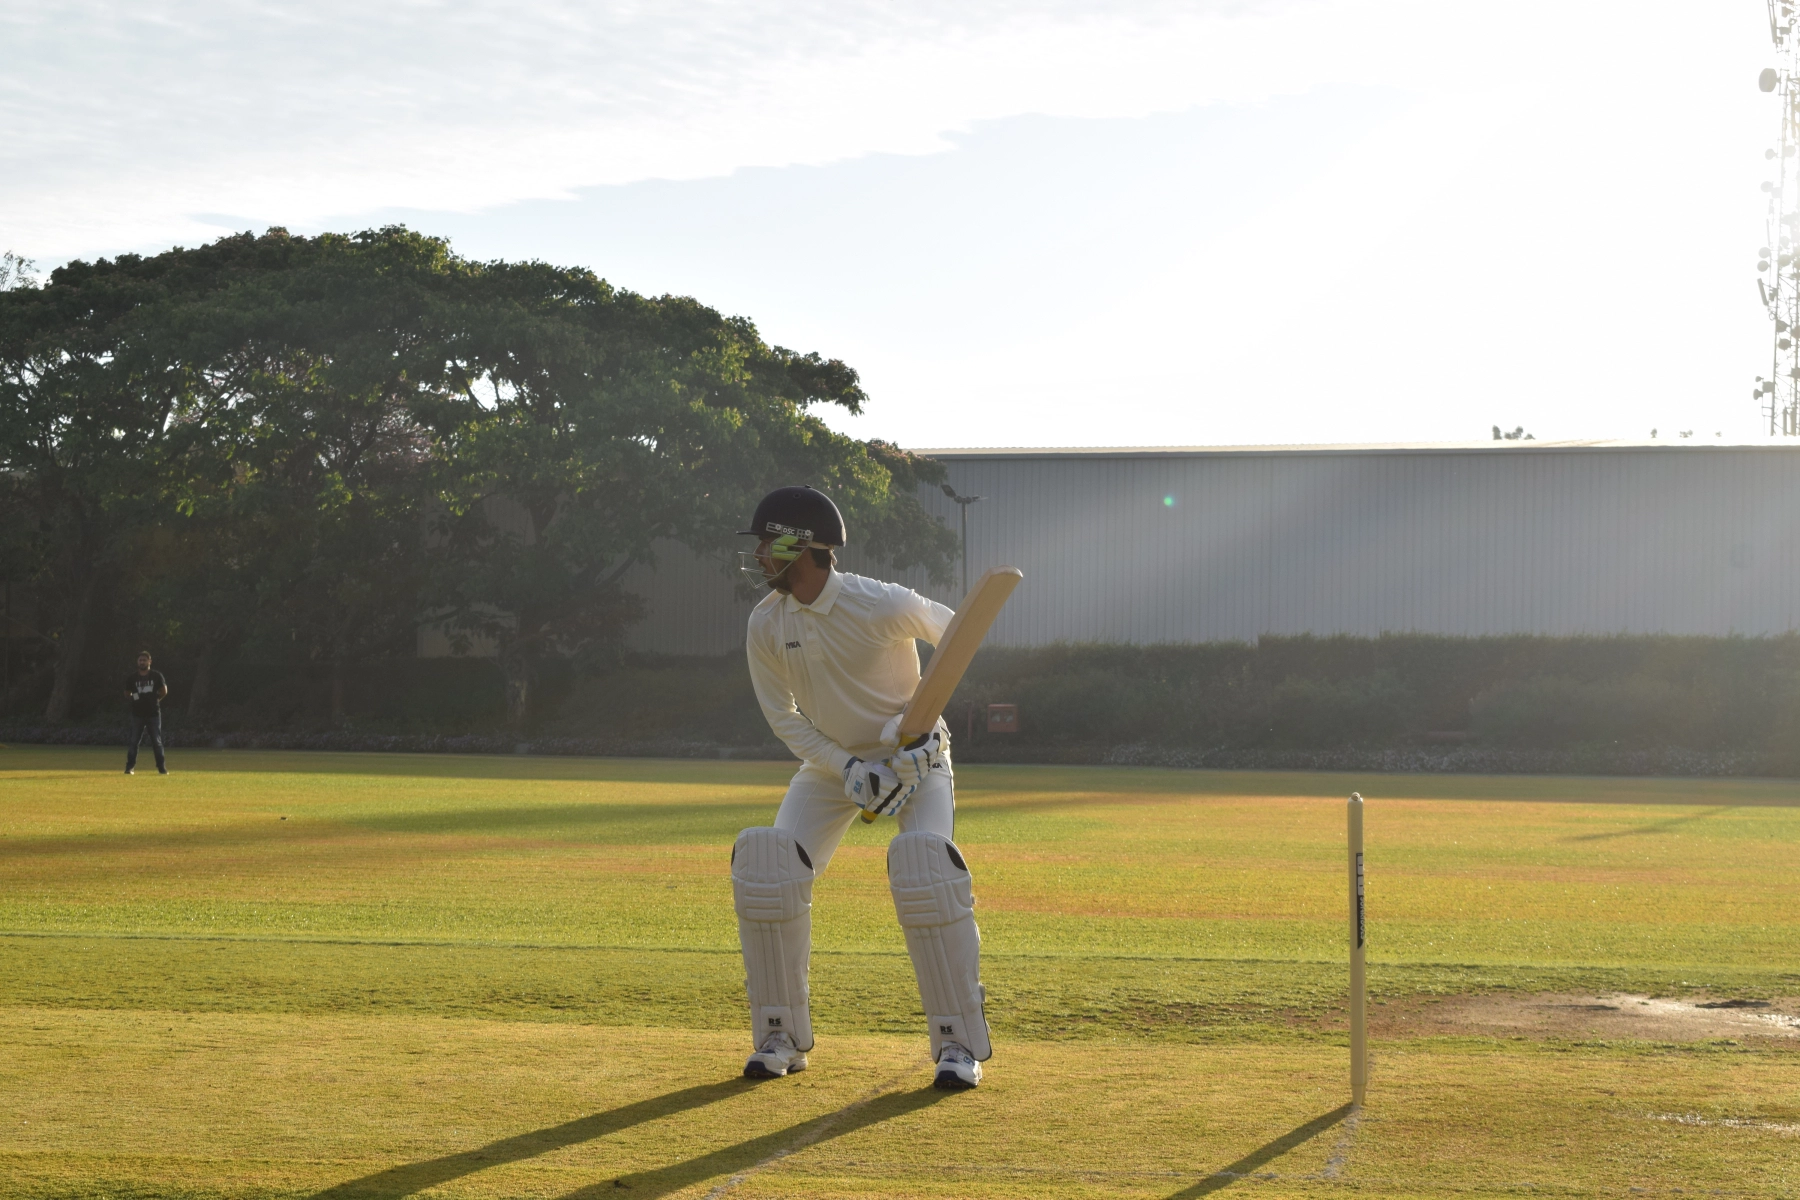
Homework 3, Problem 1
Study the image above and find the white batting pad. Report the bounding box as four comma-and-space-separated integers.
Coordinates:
732, 826, 816, 1051
888, 830, 991, 1061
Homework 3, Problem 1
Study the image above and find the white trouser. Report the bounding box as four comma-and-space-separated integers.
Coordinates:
736, 758, 987, 1057
773, 761, 956, 874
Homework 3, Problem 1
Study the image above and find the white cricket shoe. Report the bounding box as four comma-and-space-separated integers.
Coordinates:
743, 1031, 807, 1079
933, 1042, 982, 1090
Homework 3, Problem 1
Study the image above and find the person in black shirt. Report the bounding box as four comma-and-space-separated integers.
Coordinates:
124, 651, 169, 775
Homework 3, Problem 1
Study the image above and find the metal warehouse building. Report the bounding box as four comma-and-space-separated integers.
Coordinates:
599, 440, 1800, 654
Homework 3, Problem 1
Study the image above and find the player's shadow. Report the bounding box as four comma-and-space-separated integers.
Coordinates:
306, 1078, 751, 1199
307, 1078, 947, 1200
553, 1084, 949, 1199
1163, 1102, 1355, 1198
1563, 806, 1734, 842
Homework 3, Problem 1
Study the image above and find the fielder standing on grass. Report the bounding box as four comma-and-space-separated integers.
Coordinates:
124, 650, 169, 775
731, 485, 990, 1089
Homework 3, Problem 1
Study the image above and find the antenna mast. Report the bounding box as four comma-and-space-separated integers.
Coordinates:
1757, 0, 1800, 435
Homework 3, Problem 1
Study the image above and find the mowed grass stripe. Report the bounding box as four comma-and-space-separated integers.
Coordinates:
2, 935, 1790, 1043
3, 747, 1795, 967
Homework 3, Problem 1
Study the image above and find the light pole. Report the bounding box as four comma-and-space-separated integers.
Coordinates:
941, 483, 984, 595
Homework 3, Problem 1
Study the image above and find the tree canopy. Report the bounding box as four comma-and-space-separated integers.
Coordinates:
0, 227, 956, 725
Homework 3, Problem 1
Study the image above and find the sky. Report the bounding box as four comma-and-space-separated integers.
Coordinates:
1, 1, 1783, 448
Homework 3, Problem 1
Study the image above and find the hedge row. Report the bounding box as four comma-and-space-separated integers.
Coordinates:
10, 634, 1800, 772
948, 636, 1800, 754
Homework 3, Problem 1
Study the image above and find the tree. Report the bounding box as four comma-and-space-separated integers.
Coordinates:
2, 226, 954, 730
213, 230, 455, 721
0, 246, 249, 719
0, 228, 458, 721
0, 252, 35, 291
427, 262, 958, 726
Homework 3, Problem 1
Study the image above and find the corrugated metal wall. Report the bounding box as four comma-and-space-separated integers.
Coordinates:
565, 445, 1800, 654
898, 446, 1800, 645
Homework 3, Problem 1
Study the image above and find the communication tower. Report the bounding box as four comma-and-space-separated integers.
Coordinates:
1757, 1, 1800, 434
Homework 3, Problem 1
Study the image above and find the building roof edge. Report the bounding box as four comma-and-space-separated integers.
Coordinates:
908, 439, 1789, 460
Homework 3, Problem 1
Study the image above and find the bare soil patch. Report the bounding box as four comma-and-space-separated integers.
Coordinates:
1370, 993, 1800, 1042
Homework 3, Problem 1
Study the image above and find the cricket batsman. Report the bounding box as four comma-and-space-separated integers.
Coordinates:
731, 485, 989, 1089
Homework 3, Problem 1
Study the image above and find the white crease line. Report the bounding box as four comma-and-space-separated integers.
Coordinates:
814, 1160, 1771, 1195
1320, 1106, 1365, 1179
703, 1058, 933, 1198
1646, 1112, 1800, 1134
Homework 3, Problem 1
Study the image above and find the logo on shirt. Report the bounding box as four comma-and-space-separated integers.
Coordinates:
784, 641, 801, 650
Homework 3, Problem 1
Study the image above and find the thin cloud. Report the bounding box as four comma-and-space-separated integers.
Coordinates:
3, 1, 1777, 445
12, 0, 1496, 258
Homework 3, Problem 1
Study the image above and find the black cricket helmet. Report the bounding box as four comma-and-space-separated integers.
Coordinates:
738, 486, 847, 548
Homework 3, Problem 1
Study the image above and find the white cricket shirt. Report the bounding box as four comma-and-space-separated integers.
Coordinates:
746, 570, 954, 774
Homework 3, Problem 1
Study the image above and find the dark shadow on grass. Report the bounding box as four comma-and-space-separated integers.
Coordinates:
344, 802, 757, 837
956, 775, 1800, 813
1163, 1103, 1354, 1198
554, 1083, 949, 1199
307, 1078, 751, 1199
0, 802, 766, 862
0, 745, 796, 784
1563, 806, 1736, 841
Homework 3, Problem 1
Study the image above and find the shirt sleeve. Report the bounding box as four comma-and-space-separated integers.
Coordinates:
746, 619, 856, 775
886, 585, 955, 646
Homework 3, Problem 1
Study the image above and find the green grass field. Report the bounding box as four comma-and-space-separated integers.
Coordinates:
0, 745, 1795, 1199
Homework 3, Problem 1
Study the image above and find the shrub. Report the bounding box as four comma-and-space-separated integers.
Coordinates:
13, 633, 1800, 757
1261, 670, 1413, 748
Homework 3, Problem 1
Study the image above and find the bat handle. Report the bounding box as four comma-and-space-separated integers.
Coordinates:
859, 809, 878, 824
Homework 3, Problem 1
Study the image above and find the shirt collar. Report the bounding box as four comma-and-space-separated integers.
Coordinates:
784, 569, 844, 616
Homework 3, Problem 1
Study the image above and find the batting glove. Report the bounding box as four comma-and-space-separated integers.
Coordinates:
843, 756, 912, 817
885, 729, 944, 790
879, 712, 905, 748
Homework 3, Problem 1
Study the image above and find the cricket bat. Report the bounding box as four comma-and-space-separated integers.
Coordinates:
859, 565, 1024, 823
